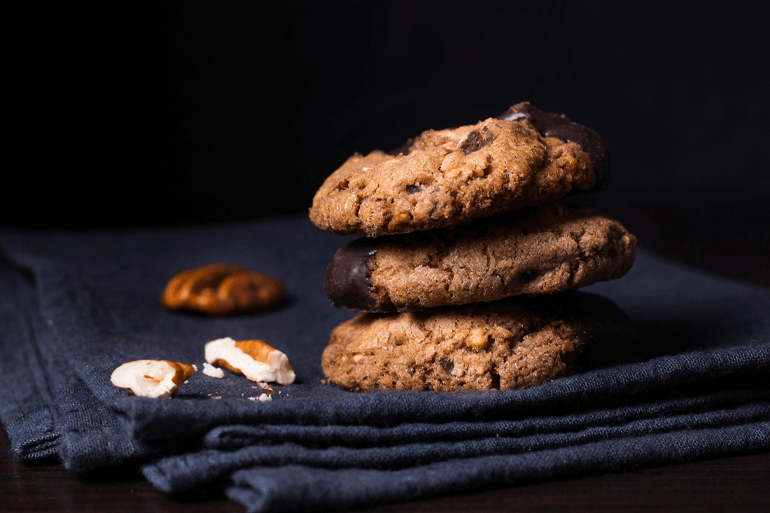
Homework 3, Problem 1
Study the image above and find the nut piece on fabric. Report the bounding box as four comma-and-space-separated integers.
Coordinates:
161, 263, 285, 316
110, 360, 197, 398
257, 381, 275, 395
205, 337, 296, 385
202, 362, 225, 378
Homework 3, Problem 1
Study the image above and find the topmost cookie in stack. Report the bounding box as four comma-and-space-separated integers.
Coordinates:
310, 103, 637, 391
310, 102, 608, 237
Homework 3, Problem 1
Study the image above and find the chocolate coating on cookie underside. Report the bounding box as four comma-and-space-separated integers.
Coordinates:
323, 238, 388, 311
498, 102, 610, 191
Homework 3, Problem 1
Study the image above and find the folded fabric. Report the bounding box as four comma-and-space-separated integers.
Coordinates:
0, 263, 59, 460
225, 420, 770, 513
200, 385, 770, 451
1, 215, 769, 513
0, 258, 169, 469
145, 397, 770, 493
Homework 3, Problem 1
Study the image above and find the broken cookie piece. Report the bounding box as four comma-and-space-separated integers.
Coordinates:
111, 360, 197, 398
205, 337, 295, 385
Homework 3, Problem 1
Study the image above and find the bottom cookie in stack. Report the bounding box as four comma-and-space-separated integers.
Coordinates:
321, 291, 635, 391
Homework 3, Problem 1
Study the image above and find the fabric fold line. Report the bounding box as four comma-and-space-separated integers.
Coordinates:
202, 385, 770, 450
0, 262, 62, 462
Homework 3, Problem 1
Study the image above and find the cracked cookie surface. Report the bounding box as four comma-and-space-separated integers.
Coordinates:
309, 112, 596, 236
322, 291, 633, 391
324, 202, 636, 312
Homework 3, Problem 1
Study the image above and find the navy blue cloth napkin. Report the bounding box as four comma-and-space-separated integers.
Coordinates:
1, 215, 769, 513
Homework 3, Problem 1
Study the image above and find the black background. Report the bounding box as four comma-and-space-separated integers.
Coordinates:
3, 3, 769, 509
5, 1, 769, 283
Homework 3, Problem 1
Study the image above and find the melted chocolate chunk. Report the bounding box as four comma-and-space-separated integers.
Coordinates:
460, 129, 494, 155
406, 184, 422, 194
324, 239, 395, 312
497, 102, 610, 191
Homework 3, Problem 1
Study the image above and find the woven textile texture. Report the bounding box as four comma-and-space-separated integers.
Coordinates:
1, 215, 768, 512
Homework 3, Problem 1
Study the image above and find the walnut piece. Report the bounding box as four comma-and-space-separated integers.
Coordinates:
161, 263, 285, 316
205, 337, 295, 385
111, 360, 197, 398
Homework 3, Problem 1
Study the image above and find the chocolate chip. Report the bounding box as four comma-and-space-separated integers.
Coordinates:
406, 184, 422, 194
518, 269, 541, 284
460, 130, 494, 155
440, 358, 454, 375
497, 102, 610, 191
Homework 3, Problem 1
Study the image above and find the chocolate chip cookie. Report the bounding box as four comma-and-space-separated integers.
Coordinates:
324, 202, 636, 312
309, 103, 608, 236
321, 291, 634, 391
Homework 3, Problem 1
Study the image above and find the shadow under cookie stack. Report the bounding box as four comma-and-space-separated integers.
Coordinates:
310, 102, 637, 392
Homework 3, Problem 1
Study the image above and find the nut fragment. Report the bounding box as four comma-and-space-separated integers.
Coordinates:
161, 263, 285, 316
205, 337, 295, 385
257, 381, 275, 394
111, 360, 197, 398
202, 362, 225, 378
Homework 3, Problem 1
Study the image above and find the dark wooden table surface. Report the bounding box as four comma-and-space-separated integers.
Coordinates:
3, 195, 769, 512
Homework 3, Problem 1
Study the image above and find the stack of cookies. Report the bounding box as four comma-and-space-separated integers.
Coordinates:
310, 102, 637, 391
